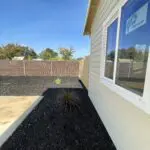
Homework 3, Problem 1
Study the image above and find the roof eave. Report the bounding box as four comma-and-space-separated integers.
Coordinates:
83, 0, 100, 35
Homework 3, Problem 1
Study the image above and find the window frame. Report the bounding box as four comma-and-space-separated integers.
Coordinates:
104, 18, 118, 81
100, 0, 150, 114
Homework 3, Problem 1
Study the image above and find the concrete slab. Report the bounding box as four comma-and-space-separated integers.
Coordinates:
0, 96, 43, 147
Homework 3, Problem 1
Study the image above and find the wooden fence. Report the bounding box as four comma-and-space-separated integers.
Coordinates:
79, 56, 89, 89
0, 60, 79, 77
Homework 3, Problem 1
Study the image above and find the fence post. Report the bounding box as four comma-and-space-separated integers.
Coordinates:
23, 60, 26, 76
128, 61, 132, 78
50, 61, 52, 76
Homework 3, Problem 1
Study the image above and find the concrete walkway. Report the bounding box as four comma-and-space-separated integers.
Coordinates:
0, 96, 41, 146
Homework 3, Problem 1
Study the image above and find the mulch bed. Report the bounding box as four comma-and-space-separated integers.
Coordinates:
0, 76, 82, 96
0, 77, 116, 150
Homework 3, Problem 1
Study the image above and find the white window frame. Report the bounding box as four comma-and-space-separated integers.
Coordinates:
100, 0, 150, 114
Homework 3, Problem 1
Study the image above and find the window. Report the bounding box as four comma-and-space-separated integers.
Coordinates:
102, 0, 150, 113
105, 19, 118, 79
116, 0, 150, 96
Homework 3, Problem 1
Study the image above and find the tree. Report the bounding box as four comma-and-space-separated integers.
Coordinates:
40, 48, 58, 60
0, 47, 6, 59
2, 44, 20, 60
0, 44, 37, 60
59, 47, 75, 60
107, 50, 115, 61
127, 47, 136, 60
76, 57, 83, 61
24, 48, 37, 59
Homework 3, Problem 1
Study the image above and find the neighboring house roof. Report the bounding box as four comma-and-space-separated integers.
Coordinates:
83, 0, 100, 35
12, 56, 25, 60
33, 58, 43, 61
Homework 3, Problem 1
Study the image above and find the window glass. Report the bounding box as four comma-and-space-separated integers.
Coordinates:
116, 0, 150, 96
105, 19, 118, 79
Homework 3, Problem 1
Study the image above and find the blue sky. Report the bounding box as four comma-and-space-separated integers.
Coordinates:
0, 0, 89, 58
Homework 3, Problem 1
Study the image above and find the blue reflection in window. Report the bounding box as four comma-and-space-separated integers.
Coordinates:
116, 0, 150, 96
105, 19, 118, 79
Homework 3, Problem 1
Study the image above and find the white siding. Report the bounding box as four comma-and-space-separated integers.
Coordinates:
89, 0, 150, 150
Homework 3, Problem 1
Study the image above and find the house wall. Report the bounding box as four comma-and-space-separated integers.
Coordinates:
89, 0, 150, 150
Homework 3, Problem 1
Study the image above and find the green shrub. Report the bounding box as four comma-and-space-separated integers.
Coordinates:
54, 78, 62, 85
62, 91, 80, 112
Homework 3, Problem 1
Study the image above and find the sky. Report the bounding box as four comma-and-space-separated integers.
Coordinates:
0, 0, 90, 58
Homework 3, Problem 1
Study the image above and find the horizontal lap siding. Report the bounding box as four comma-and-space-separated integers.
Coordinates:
89, 0, 119, 89
89, 0, 150, 150
89, 0, 124, 149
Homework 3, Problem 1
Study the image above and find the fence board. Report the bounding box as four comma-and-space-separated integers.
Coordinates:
0, 60, 79, 77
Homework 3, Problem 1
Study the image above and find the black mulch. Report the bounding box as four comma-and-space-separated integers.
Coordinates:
0, 76, 82, 96
0, 77, 116, 150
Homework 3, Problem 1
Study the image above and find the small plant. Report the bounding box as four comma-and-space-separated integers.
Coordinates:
54, 78, 62, 85
62, 91, 80, 112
